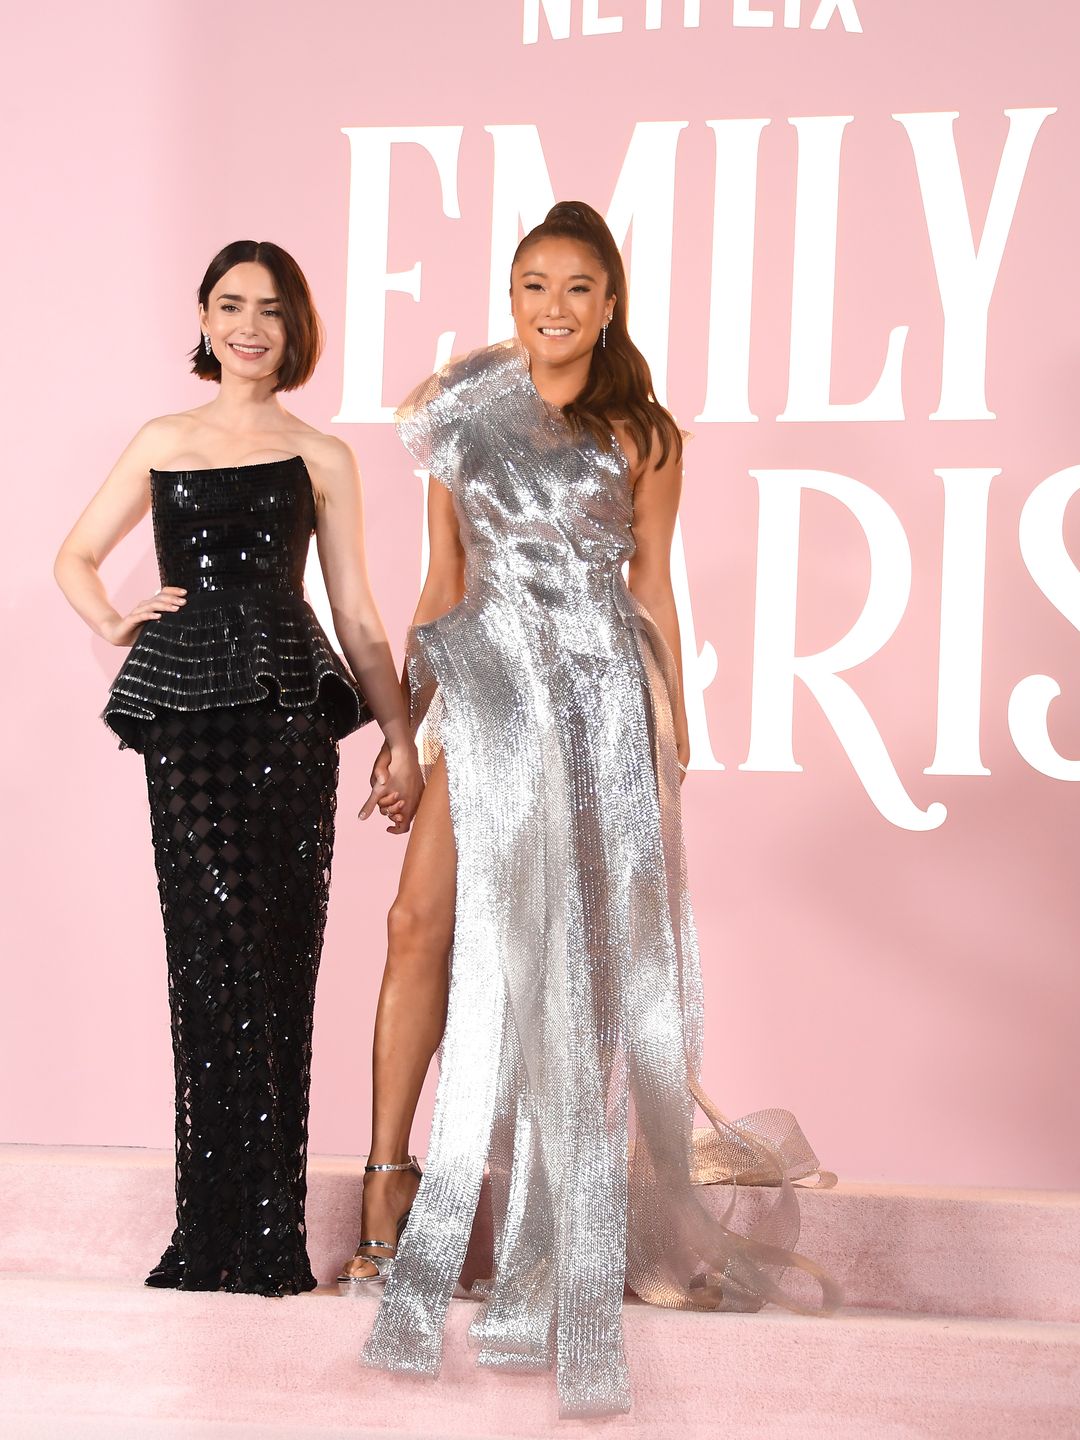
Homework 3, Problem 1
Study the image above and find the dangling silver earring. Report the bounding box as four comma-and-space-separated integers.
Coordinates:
601, 321, 608, 349
203, 334, 212, 355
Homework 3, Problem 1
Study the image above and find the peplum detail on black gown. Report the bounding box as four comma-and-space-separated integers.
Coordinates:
103, 456, 370, 749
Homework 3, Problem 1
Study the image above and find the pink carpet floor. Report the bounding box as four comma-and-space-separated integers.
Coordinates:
2, 1146, 1078, 1438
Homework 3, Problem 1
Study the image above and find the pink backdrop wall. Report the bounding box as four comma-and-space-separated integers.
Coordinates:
2, 0, 1078, 1188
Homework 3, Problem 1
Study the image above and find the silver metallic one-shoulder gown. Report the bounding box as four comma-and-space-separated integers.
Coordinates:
363, 341, 836, 1416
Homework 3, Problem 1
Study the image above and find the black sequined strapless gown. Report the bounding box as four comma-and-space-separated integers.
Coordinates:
104, 457, 370, 1296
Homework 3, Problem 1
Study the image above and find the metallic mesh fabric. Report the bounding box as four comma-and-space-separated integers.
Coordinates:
104, 457, 369, 750
142, 697, 338, 1295
362, 343, 839, 1415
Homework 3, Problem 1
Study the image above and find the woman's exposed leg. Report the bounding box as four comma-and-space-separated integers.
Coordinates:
344, 752, 456, 1279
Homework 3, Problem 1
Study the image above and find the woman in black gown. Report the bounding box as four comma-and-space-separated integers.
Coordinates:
55, 240, 421, 1296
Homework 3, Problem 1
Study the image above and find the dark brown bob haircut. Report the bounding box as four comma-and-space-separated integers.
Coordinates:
190, 239, 324, 392
512, 201, 683, 470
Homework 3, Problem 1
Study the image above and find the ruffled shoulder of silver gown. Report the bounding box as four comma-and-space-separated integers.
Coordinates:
394, 340, 544, 491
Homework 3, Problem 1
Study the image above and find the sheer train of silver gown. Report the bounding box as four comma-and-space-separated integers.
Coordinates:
362, 342, 839, 1415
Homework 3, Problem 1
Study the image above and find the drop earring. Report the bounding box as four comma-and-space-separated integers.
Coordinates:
601, 321, 608, 349
203, 334, 212, 355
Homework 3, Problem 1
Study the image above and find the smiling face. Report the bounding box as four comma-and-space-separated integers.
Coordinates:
510, 236, 615, 374
199, 262, 287, 385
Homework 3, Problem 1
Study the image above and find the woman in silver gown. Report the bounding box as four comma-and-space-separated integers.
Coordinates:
345, 202, 836, 1415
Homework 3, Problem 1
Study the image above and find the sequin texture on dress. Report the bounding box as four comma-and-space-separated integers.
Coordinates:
105, 457, 369, 1296
103, 456, 369, 749
361, 344, 838, 1414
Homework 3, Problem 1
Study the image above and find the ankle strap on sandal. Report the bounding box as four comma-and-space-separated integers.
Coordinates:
364, 1155, 419, 1173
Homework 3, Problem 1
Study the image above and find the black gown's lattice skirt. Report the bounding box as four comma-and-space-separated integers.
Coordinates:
140, 696, 338, 1296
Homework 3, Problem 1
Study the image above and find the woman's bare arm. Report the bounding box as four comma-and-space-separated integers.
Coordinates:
54, 418, 188, 645
307, 434, 423, 828
413, 479, 466, 627
310, 435, 413, 750
621, 427, 689, 767
349, 470, 465, 833
384, 476, 466, 732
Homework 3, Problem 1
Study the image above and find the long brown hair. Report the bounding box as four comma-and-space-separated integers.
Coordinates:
512, 201, 683, 469
190, 239, 324, 393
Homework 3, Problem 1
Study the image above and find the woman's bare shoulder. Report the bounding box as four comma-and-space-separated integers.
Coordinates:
293, 430, 359, 503
297, 428, 354, 472
113, 411, 204, 471
610, 417, 669, 485
139, 410, 205, 443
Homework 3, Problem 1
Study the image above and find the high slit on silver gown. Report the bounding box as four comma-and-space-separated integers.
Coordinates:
362, 341, 838, 1416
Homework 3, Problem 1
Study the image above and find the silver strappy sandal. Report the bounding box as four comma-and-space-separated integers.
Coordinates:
337, 1156, 422, 1295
